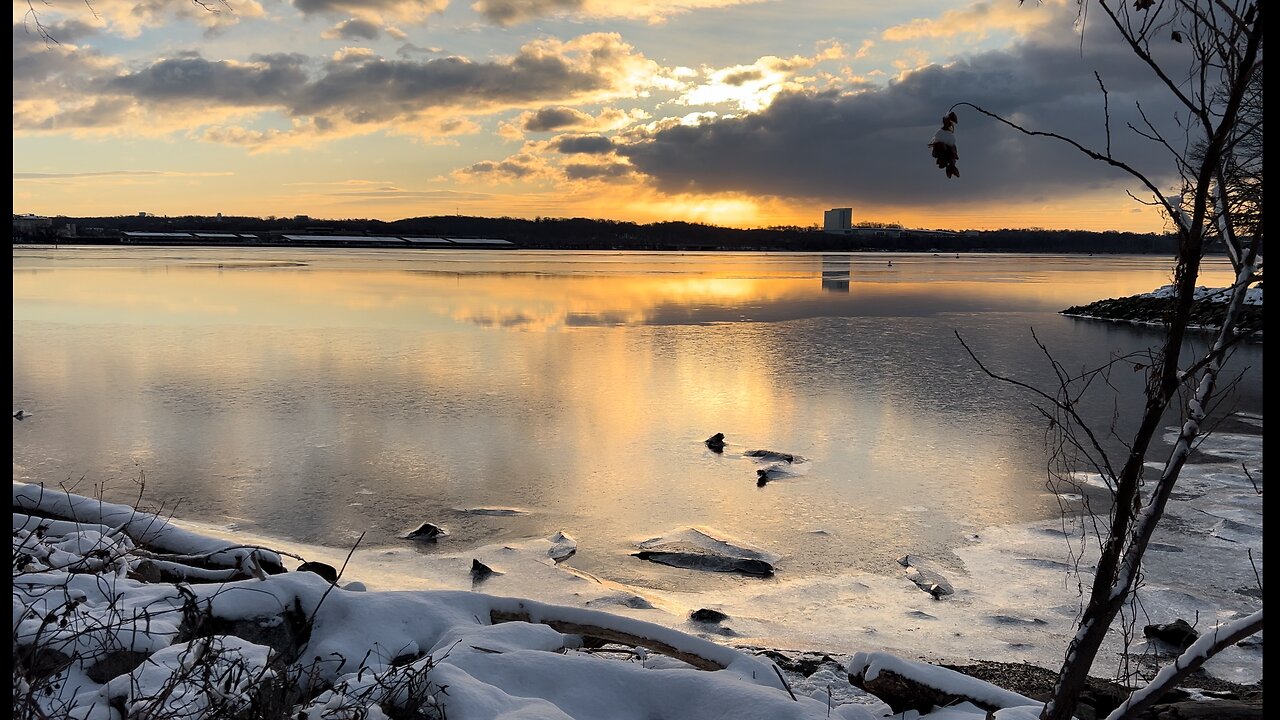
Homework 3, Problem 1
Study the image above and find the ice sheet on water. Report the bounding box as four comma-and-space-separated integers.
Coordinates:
155, 449, 1260, 685
1233, 412, 1263, 428
1163, 429, 1264, 465
1068, 471, 1115, 492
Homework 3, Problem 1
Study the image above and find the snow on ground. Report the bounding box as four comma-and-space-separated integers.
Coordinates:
1144, 285, 1263, 305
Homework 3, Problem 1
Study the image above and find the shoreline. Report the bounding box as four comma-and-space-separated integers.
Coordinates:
12, 481, 1263, 720
12, 414, 1263, 719
13, 240, 1217, 256
1060, 285, 1263, 337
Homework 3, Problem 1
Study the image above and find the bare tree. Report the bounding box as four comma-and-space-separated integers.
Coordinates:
949, 2, 1262, 719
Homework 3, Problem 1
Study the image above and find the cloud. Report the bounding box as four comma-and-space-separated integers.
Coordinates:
396, 42, 445, 57
457, 152, 551, 180
551, 134, 614, 154
28, 0, 268, 38
473, 0, 583, 26
322, 18, 383, 40
619, 26, 1186, 208
108, 53, 310, 106
678, 41, 844, 111
290, 0, 449, 24
563, 161, 633, 180
471, 0, 763, 26
522, 106, 595, 131
19, 32, 676, 150
882, 0, 1056, 42
286, 33, 675, 122
13, 17, 98, 43
503, 106, 645, 140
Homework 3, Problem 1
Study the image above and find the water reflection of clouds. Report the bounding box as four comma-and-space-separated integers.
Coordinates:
13, 251, 1241, 334
11, 251, 1257, 579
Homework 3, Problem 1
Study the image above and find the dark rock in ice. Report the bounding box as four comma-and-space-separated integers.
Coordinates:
1236, 634, 1262, 649
989, 614, 1048, 626
690, 608, 729, 624
13, 410, 29, 421
744, 449, 803, 463
586, 593, 656, 610
634, 527, 777, 577
1144, 618, 1199, 650
471, 558, 499, 582
297, 561, 338, 584
905, 610, 937, 620
705, 433, 726, 453
756, 649, 837, 677
407, 522, 448, 541
757, 463, 797, 485
1233, 585, 1264, 600
897, 555, 954, 598
546, 531, 577, 563
636, 551, 774, 577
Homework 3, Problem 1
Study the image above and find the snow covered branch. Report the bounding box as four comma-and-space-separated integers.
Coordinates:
1104, 610, 1263, 720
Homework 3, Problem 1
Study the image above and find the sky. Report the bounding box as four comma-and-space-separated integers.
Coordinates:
12, 0, 1192, 230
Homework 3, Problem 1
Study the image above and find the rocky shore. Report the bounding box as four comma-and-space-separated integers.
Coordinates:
1062, 285, 1262, 334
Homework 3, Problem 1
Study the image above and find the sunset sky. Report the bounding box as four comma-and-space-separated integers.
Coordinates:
13, 0, 1191, 231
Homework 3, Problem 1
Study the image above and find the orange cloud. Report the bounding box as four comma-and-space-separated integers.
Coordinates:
882, 0, 1057, 42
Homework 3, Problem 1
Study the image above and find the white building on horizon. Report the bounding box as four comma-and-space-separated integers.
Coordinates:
823, 207, 852, 234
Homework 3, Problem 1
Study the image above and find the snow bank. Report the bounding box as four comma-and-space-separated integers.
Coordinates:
15, 483, 884, 720
1144, 285, 1263, 306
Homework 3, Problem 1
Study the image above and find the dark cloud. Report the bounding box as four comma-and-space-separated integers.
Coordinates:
287, 47, 610, 121
523, 106, 592, 131
473, 0, 584, 26
108, 53, 309, 105
721, 69, 764, 86
13, 24, 112, 100
22, 32, 650, 135
619, 33, 1186, 206
104, 45, 611, 120
462, 154, 541, 178
14, 18, 98, 43
326, 18, 381, 40
292, 0, 441, 18
564, 162, 632, 180
552, 134, 614, 154
396, 42, 444, 58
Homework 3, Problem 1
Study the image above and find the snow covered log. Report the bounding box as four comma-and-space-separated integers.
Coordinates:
12, 482, 284, 577
847, 651, 1038, 714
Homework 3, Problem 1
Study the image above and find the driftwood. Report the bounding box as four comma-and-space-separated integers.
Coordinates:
489, 609, 726, 671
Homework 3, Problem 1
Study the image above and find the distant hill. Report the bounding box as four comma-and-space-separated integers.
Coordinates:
13, 213, 1185, 254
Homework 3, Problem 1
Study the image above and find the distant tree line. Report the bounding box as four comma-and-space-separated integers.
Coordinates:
13, 213, 1190, 254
